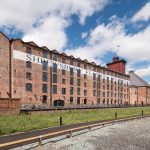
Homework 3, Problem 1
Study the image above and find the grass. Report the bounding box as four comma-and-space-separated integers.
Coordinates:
0, 107, 150, 136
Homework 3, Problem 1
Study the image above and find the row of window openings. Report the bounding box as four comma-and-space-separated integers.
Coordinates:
26, 83, 125, 99
26, 48, 127, 80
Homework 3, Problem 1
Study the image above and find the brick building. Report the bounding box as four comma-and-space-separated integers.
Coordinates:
0, 32, 130, 109
129, 71, 150, 105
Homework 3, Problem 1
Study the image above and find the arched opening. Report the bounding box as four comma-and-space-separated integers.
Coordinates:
53, 99, 65, 107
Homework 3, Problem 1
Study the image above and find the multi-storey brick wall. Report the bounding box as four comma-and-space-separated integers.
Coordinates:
0, 32, 10, 98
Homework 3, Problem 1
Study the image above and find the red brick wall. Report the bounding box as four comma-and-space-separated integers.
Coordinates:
0, 98, 20, 115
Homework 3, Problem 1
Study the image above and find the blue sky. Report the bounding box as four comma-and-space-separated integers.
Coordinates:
0, 0, 150, 83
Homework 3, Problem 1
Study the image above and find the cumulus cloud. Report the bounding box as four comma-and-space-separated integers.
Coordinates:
0, 0, 109, 50
135, 66, 150, 78
65, 17, 150, 64
132, 2, 150, 22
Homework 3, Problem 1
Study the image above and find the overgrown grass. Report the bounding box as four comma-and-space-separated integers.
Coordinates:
0, 107, 150, 136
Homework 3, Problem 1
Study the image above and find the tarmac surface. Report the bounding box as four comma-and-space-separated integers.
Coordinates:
38, 117, 150, 150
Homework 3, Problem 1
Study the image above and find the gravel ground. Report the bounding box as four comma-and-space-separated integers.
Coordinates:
34, 117, 150, 150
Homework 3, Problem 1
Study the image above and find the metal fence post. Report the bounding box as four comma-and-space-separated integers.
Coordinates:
60, 117, 62, 126
115, 112, 117, 119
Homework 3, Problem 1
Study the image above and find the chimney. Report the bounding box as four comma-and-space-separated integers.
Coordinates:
106, 57, 126, 74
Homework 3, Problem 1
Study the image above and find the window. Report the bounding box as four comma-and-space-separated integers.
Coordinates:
62, 88, 66, 94
42, 95, 47, 104
84, 90, 87, 96
42, 61, 48, 71
26, 72, 32, 80
103, 92, 105, 97
53, 85, 57, 94
77, 88, 80, 95
77, 79, 80, 86
77, 61, 80, 67
53, 63, 57, 73
62, 58, 66, 63
93, 73, 96, 80
84, 82, 87, 87
53, 74, 57, 83
70, 77, 74, 85
70, 97, 73, 104
26, 47, 32, 54
26, 61, 32, 68
62, 79, 66, 84
70, 68, 73, 76
98, 90, 100, 97
107, 91, 109, 97
26, 83, 32, 91
42, 50, 48, 58
107, 84, 109, 90
52, 54, 57, 61
42, 72, 47, 82
77, 97, 80, 104
70, 59, 74, 65
77, 69, 80, 77
93, 82, 96, 88
84, 65, 87, 69
84, 74, 87, 79
42, 84, 47, 93
62, 69, 65, 75
93, 90, 96, 96
70, 87, 74, 95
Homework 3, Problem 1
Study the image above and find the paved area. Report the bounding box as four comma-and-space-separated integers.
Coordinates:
38, 117, 150, 150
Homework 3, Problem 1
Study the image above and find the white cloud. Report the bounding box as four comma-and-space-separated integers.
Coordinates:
65, 17, 150, 65
135, 66, 150, 78
81, 32, 88, 39
132, 2, 150, 22
0, 0, 109, 50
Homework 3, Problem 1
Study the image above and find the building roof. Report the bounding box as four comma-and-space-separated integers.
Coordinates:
129, 71, 150, 87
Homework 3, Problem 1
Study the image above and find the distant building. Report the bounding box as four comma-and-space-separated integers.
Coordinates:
129, 71, 150, 105
0, 32, 130, 109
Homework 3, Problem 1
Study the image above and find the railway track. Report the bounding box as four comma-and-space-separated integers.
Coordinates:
0, 115, 149, 150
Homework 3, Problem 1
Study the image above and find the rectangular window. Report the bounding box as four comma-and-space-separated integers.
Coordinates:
77, 97, 80, 104
26, 47, 32, 54
62, 69, 65, 75
84, 90, 87, 96
77, 88, 80, 95
93, 82, 96, 88
107, 84, 109, 90
103, 92, 105, 97
84, 82, 87, 87
77, 79, 80, 86
42, 84, 47, 93
42, 72, 47, 82
26, 61, 32, 68
70, 59, 74, 65
107, 91, 109, 97
93, 73, 96, 80
70, 97, 73, 104
62, 88, 66, 94
52, 54, 57, 61
84, 74, 87, 79
84, 65, 87, 69
70, 77, 74, 85
62, 79, 66, 84
70, 68, 74, 76
53, 85, 57, 94
70, 87, 74, 95
77, 61, 80, 67
26, 83, 32, 91
62, 58, 66, 63
93, 90, 96, 96
53, 74, 57, 83
26, 72, 32, 80
77, 69, 80, 77
42, 50, 48, 58
42, 61, 48, 71
53, 63, 57, 73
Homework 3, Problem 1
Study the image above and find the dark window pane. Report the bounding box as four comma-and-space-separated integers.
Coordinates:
26, 72, 32, 80
77, 69, 80, 77
62, 69, 65, 75
53, 85, 57, 94
26, 47, 32, 54
70, 59, 74, 65
62, 88, 66, 94
26, 83, 32, 91
70, 77, 74, 85
42, 61, 48, 71
26, 61, 32, 68
42, 51, 48, 58
62, 79, 66, 84
77, 88, 80, 95
77, 97, 80, 104
70, 87, 74, 95
42, 72, 47, 82
77, 79, 80, 86
70, 68, 73, 76
42, 84, 47, 93
53, 74, 57, 83
53, 63, 57, 73
70, 97, 73, 104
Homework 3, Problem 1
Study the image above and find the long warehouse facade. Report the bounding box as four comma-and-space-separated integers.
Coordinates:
0, 32, 130, 109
